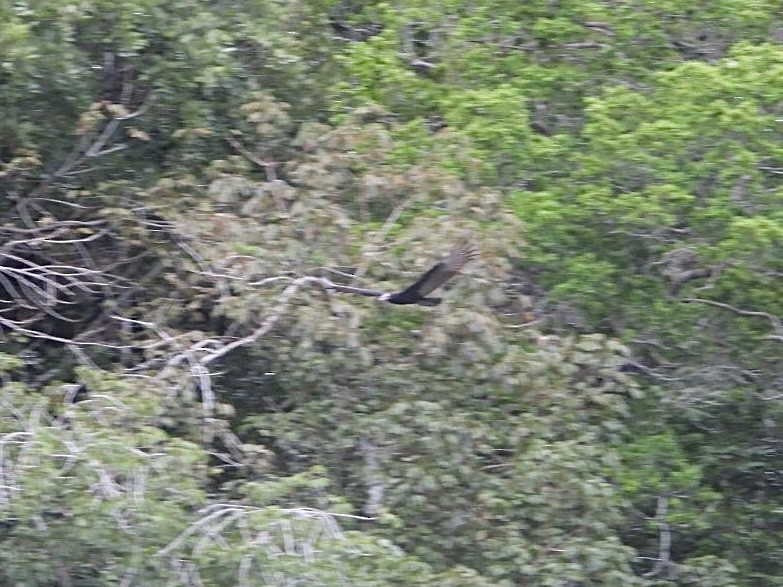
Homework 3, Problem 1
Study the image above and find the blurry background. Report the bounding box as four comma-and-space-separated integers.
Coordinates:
1, 1, 782, 585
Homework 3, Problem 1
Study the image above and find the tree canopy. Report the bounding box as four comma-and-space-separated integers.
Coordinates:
1, 1, 782, 585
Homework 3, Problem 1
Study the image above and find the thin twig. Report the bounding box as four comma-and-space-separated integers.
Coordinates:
352, 196, 414, 282
682, 297, 783, 341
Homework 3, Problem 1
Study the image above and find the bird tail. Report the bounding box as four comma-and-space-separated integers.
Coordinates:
417, 297, 442, 306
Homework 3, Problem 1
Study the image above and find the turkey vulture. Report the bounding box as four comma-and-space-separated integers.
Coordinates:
326, 243, 479, 306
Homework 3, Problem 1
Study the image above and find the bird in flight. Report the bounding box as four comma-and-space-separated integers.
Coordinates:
326, 242, 479, 306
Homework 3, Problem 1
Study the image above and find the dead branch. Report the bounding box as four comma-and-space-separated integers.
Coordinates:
643, 496, 673, 579
198, 276, 337, 365
225, 134, 287, 212
351, 196, 415, 283
682, 297, 783, 342
28, 93, 153, 200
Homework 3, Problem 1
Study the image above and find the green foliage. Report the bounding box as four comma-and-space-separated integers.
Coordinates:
515, 43, 783, 347
0, 368, 207, 585
3, 0, 783, 584
244, 333, 641, 585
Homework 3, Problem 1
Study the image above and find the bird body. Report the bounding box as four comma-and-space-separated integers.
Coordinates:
329, 243, 478, 306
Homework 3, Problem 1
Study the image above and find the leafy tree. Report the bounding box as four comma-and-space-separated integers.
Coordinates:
3, 0, 783, 585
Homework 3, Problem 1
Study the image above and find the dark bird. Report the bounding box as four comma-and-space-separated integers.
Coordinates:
325, 242, 479, 306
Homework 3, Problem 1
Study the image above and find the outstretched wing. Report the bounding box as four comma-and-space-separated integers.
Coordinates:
396, 242, 479, 299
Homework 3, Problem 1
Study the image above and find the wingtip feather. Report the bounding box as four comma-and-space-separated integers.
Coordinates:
453, 240, 480, 261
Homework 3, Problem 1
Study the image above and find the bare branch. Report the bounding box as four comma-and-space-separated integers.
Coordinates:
27, 93, 153, 199
352, 196, 416, 283
158, 502, 371, 561
198, 276, 336, 365
581, 21, 615, 36
643, 496, 673, 579
225, 134, 287, 211
682, 297, 783, 342
564, 41, 610, 49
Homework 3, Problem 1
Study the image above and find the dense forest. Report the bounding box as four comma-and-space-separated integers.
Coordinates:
1, 1, 782, 585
